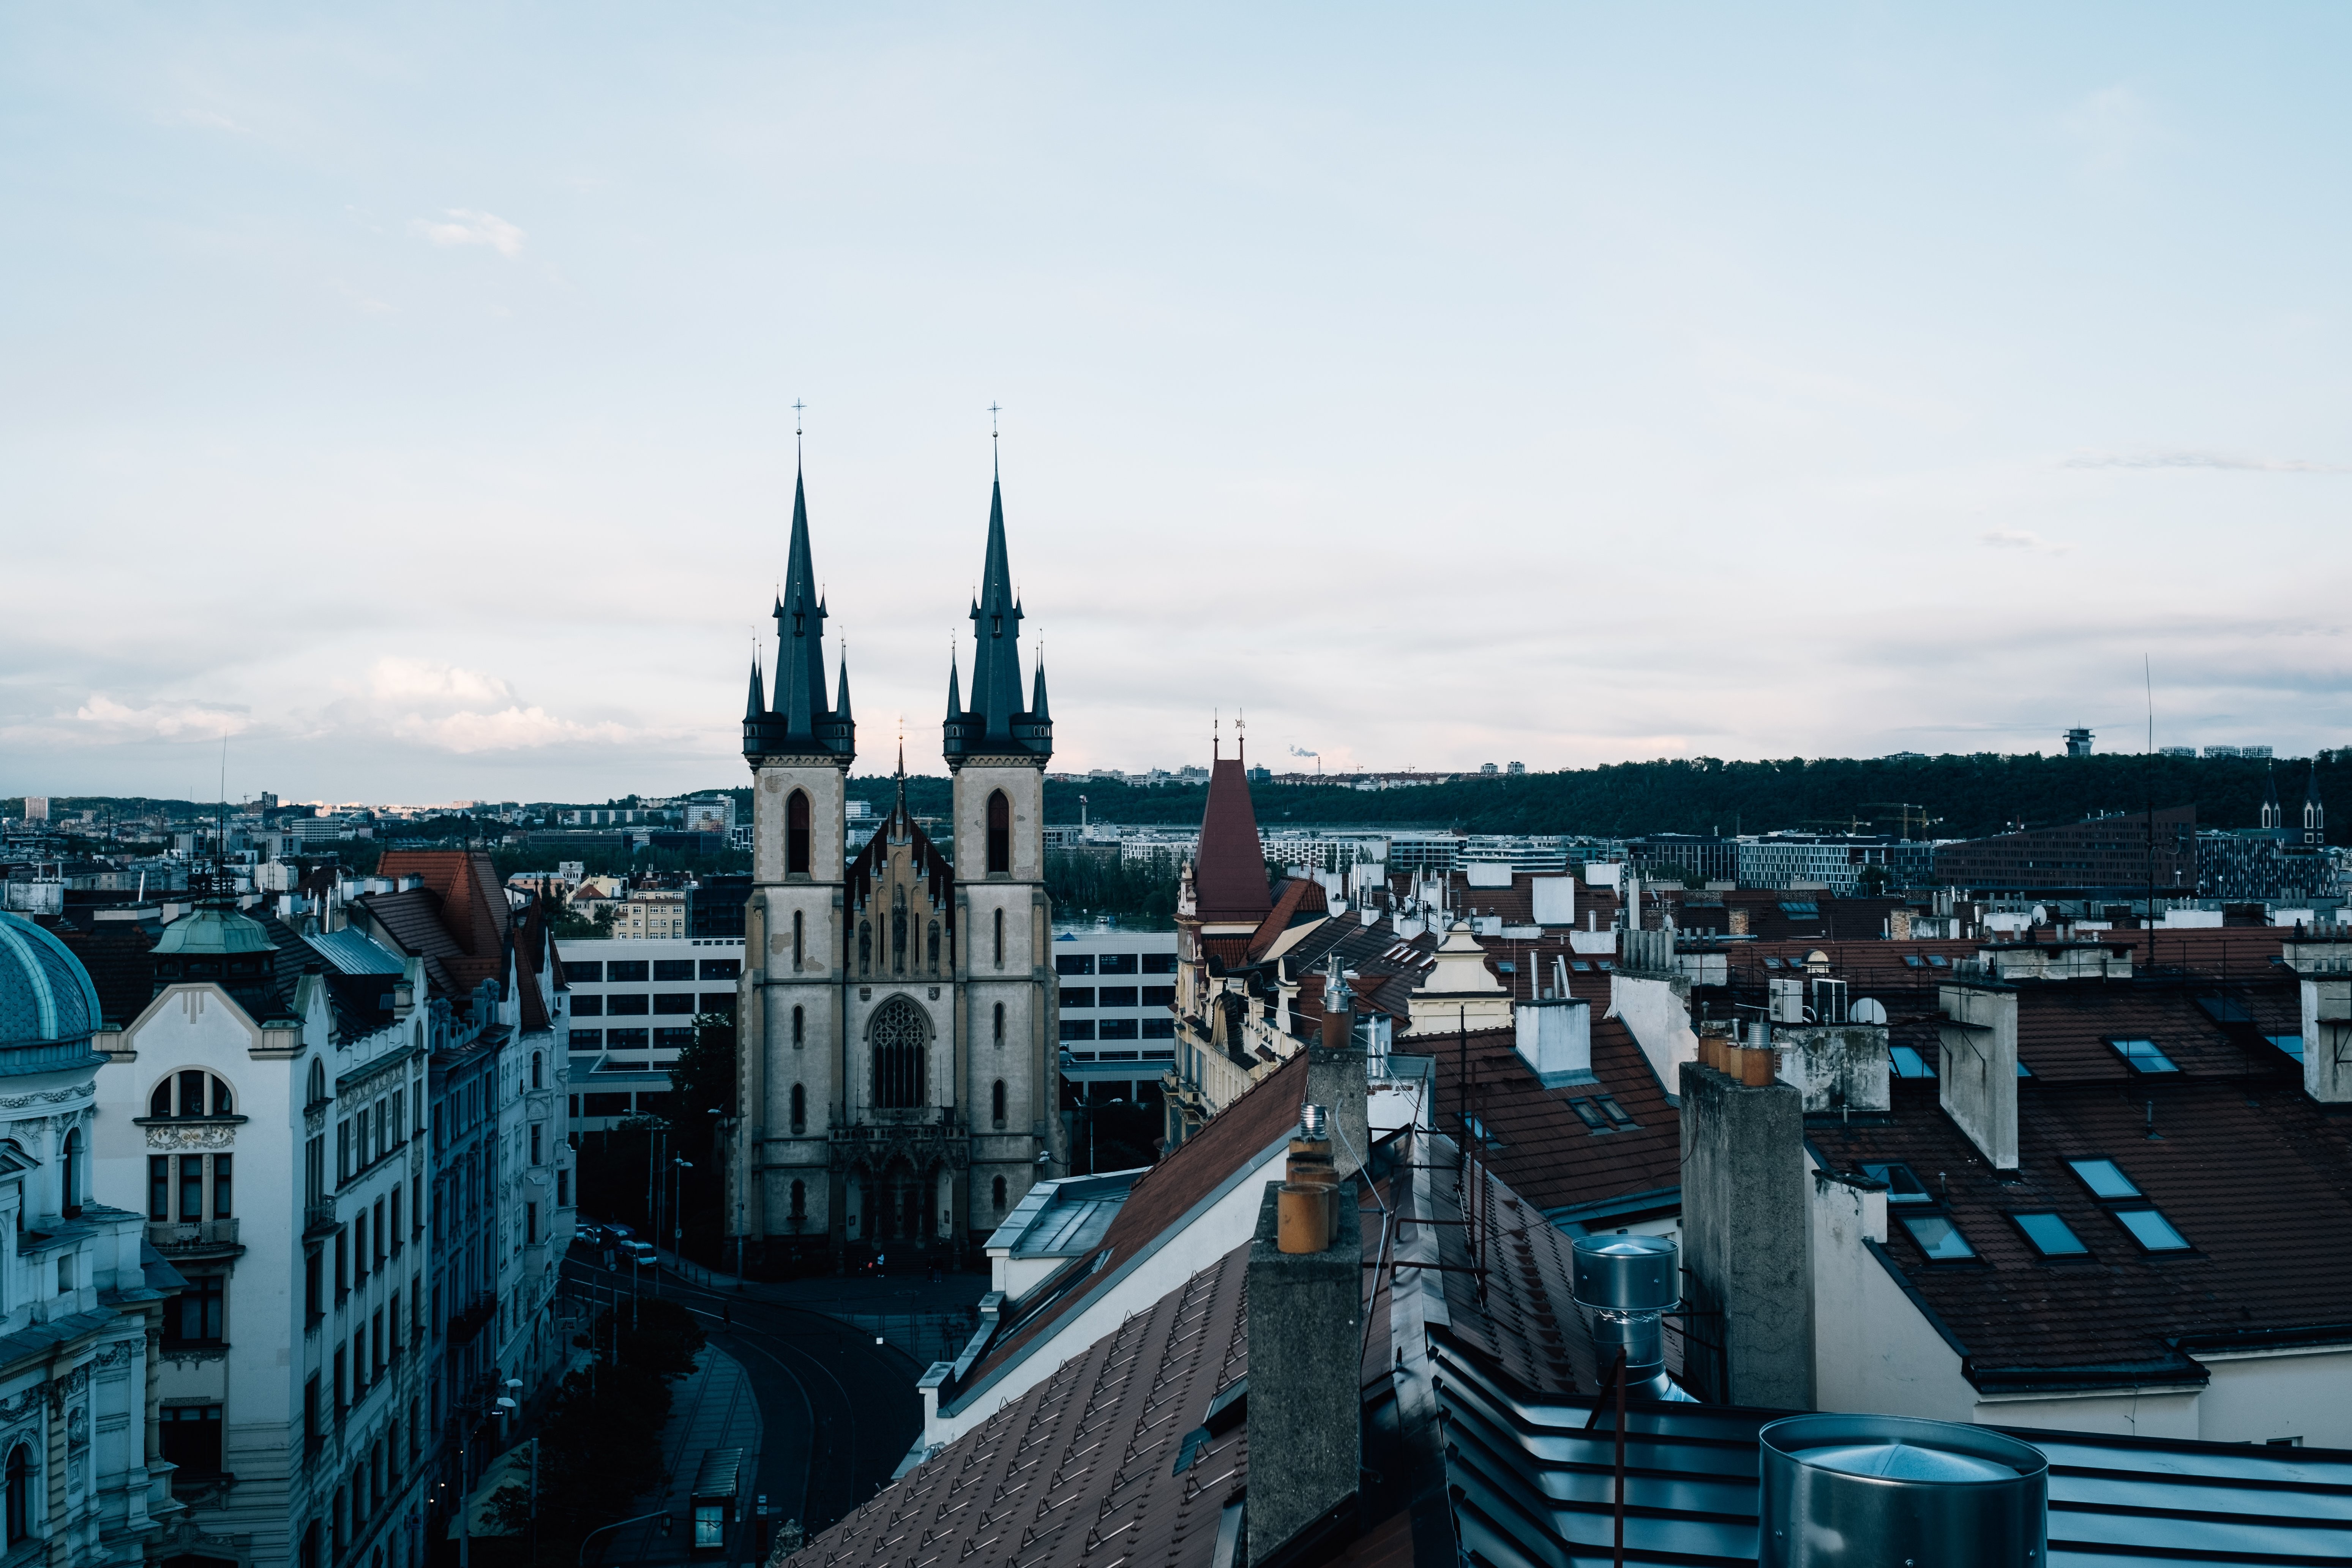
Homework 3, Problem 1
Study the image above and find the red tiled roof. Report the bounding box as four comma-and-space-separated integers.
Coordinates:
1245, 876, 1327, 961
1193, 756, 1270, 923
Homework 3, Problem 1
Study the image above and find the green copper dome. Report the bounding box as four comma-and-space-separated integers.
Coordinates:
153, 906, 278, 957
0, 911, 104, 1051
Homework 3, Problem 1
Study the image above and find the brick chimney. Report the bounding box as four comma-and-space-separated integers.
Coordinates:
1244, 1136, 1362, 1566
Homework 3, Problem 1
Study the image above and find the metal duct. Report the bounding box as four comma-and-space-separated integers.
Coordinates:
1757, 1414, 2047, 1568
1570, 1234, 1682, 1399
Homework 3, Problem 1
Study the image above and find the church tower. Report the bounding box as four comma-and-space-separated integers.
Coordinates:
2305, 760, 2326, 846
944, 473, 1067, 1218
738, 467, 855, 1270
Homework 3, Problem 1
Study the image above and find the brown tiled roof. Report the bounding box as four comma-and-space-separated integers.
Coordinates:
1245, 876, 1326, 961
960, 1053, 1309, 1390
1809, 1051, 2352, 1388
1193, 756, 1270, 924
362, 851, 524, 1016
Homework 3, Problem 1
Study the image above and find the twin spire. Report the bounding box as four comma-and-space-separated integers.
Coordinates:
742, 454, 1051, 768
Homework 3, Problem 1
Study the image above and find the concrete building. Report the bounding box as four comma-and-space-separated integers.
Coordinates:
0, 911, 183, 1568
731, 467, 1063, 1270
557, 935, 743, 1131
1735, 832, 1936, 893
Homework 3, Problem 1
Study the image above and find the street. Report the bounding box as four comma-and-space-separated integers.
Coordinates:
562, 1256, 927, 1549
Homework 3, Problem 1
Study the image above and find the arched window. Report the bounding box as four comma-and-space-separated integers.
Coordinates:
928, 920, 940, 969
993, 1002, 1005, 1047
993, 909, 1005, 969
152, 1073, 234, 1118
791, 1005, 805, 1050
308, 1058, 326, 1107
891, 887, 908, 972
992, 1175, 1007, 1213
991, 1080, 1007, 1129
987, 790, 1010, 875
789, 1085, 806, 1134
787, 790, 811, 876
870, 998, 928, 1109
5, 1444, 28, 1544
789, 1179, 806, 1218
530, 1052, 543, 1091
793, 909, 805, 968
60, 1129, 80, 1218
857, 921, 871, 971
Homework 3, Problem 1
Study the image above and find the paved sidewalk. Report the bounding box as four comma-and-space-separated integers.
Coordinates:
595, 1345, 764, 1568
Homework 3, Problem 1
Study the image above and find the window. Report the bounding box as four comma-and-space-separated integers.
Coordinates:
993, 908, 1005, 967
1902, 954, 1925, 969
1141, 1017, 1176, 1040
167, 1276, 226, 1345
792, 1005, 805, 1050
530, 1052, 543, 1090
992, 1080, 1007, 1129
789, 1179, 806, 1219
306, 1249, 322, 1323
148, 1156, 169, 1221
55, 1257, 71, 1296
2269, 1034, 2306, 1062
572, 996, 605, 1017
557, 1169, 570, 1206
152, 1071, 234, 1118
607, 993, 650, 1016
1097, 952, 1138, 976
607, 961, 649, 983
5, 1444, 29, 1544
2114, 1208, 2192, 1252
1594, 1095, 1638, 1129
993, 1002, 1005, 1046
790, 1085, 806, 1134
1055, 955, 1096, 977
1889, 1045, 1936, 1079
993, 1175, 1007, 1211
308, 1056, 327, 1107
653, 958, 695, 982
1062, 988, 1096, 1008
213, 1153, 233, 1219
1098, 987, 1139, 1008
654, 994, 696, 1015
788, 789, 811, 875
1141, 986, 1175, 1007
333, 1348, 347, 1413
1568, 1098, 1610, 1132
987, 790, 1010, 874
700, 957, 740, 980
1899, 1214, 1976, 1261
1098, 1019, 1140, 1040
2109, 1038, 2179, 1074
60, 1129, 79, 1217
1059, 1020, 1095, 1042
1762, 957, 1782, 970
871, 999, 928, 1108
160, 1405, 223, 1474
1860, 1163, 1932, 1204
699, 992, 735, 1014
1141, 953, 1178, 975
569, 961, 603, 983
527, 1203, 539, 1245
2011, 1212, 2090, 1258
389, 1189, 401, 1252
530, 1124, 543, 1165
2066, 1159, 2140, 1199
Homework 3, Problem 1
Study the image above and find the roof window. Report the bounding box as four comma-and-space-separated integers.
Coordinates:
2113, 1208, 2192, 1252
2268, 1034, 2305, 1062
1889, 1045, 1936, 1079
1779, 902, 1820, 918
1567, 1099, 1610, 1133
1900, 1214, 1975, 1261
1762, 956, 1784, 970
1926, 954, 1949, 967
2011, 1212, 2090, 1258
1594, 1095, 1638, 1129
2109, 1037, 2180, 1074
1570, 960, 1591, 973
2066, 1159, 2140, 1199
1902, 955, 1925, 969
1860, 1162, 1931, 1204
2016, 1059, 2033, 1078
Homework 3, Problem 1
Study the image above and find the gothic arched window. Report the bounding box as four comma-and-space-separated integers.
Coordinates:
530, 1052, 543, 1091
993, 1002, 1005, 1047
790, 1179, 807, 1218
309, 1057, 327, 1107
993, 908, 1005, 968
992, 1175, 1007, 1212
870, 998, 928, 1109
991, 1079, 1007, 1129
987, 790, 1010, 875
787, 789, 811, 875
891, 887, 908, 972
928, 921, 940, 969
793, 909, 804, 968
5, 1443, 28, 1544
857, 920, 871, 971
791, 1005, 805, 1050
790, 1084, 806, 1133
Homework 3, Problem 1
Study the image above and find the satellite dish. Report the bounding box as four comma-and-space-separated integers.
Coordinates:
1850, 998, 1888, 1025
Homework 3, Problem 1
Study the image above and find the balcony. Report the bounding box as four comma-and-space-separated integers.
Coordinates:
304, 1198, 339, 1239
447, 1292, 497, 1345
148, 1219, 243, 1259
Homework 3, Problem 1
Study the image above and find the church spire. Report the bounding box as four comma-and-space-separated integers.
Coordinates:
2263, 762, 2283, 831
2306, 757, 2325, 842
944, 460, 1051, 765
1031, 649, 1051, 724
745, 654, 766, 722
835, 643, 853, 721
745, 459, 854, 763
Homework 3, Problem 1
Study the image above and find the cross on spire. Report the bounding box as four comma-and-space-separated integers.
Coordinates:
989, 401, 1001, 476
793, 398, 805, 460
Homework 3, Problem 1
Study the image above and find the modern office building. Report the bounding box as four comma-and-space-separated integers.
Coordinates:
556, 936, 743, 1130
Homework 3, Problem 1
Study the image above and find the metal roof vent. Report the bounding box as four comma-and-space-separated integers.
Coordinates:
1758, 1413, 2046, 1568
1570, 1233, 1680, 1398
1298, 1104, 1327, 1140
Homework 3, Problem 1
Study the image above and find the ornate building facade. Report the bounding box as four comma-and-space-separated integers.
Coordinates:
736, 469, 1063, 1268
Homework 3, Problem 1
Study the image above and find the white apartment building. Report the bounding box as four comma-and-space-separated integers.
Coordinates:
1051, 928, 1179, 1111
92, 906, 433, 1568
608, 892, 688, 941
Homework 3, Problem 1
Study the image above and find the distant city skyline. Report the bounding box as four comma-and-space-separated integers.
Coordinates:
6, 6, 2349, 801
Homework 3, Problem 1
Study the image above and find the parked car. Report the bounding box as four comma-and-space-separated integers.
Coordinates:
618, 1239, 657, 1268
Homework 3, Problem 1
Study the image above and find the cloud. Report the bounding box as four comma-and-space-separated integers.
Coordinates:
391, 706, 633, 753
2063, 449, 2349, 474
1980, 528, 2069, 554
411, 208, 526, 258
73, 694, 252, 738
365, 657, 512, 706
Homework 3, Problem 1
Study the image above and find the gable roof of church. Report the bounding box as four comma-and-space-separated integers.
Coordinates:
846, 793, 956, 921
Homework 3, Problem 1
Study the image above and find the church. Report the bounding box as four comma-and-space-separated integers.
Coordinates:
732, 464, 1064, 1270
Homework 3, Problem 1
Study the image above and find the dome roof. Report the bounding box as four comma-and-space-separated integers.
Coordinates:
0, 912, 104, 1050
152, 906, 278, 957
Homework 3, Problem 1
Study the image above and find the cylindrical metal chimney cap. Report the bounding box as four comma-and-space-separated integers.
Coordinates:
1570, 1233, 1678, 1311
1758, 1414, 2047, 1568
1299, 1104, 1328, 1140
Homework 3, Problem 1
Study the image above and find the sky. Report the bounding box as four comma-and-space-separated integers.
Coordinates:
5, 4, 2350, 805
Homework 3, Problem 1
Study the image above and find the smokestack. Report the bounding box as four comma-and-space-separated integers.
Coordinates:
1245, 1165, 1362, 1565
1758, 1414, 2047, 1568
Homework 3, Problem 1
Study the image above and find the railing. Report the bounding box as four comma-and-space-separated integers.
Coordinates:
148, 1219, 241, 1254
447, 1292, 496, 1344
304, 1199, 339, 1238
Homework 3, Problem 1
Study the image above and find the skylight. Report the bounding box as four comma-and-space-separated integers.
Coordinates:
2109, 1038, 2180, 1074
1889, 1045, 1936, 1079
2114, 1208, 2192, 1252
1903, 954, 1925, 968
1594, 1095, 1638, 1129
2269, 1034, 2305, 1062
1900, 1214, 1975, 1261
2012, 1212, 2090, 1257
2016, 1059, 2033, 1078
1780, 901, 1820, 918
1570, 960, 1591, 973
1927, 954, 1950, 968
1763, 956, 1784, 970
2067, 1159, 2140, 1199
1567, 1099, 1610, 1132
1861, 1162, 1931, 1203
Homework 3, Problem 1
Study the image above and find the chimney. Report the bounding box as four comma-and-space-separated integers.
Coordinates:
1678, 1058, 1812, 1409
1937, 979, 2018, 1170
1309, 976, 1369, 1181
2287, 940, 2352, 1103
1244, 1127, 1362, 1566
1515, 992, 1591, 1086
